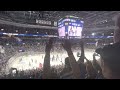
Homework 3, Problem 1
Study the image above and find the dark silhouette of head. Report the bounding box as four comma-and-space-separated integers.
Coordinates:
95, 42, 120, 79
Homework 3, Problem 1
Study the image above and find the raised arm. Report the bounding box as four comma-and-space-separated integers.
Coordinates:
85, 56, 97, 79
43, 38, 53, 79
80, 39, 85, 63
62, 40, 81, 79
92, 53, 102, 73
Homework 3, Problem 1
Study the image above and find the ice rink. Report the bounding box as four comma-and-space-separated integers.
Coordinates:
5, 48, 95, 72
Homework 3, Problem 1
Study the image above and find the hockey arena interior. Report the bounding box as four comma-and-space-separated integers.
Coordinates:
0, 11, 120, 79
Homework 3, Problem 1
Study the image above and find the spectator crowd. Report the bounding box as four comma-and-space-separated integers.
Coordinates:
0, 14, 120, 79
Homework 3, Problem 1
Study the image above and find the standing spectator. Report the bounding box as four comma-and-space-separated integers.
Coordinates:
92, 53, 103, 79
85, 57, 97, 79
60, 57, 73, 79
95, 42, 120, 79
42, 38, 53, 79
62, 40, 81, 79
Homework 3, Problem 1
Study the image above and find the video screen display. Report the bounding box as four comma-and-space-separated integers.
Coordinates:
58, 26, 65, 36
68, 26, 82, 37
58, 18, 84, 38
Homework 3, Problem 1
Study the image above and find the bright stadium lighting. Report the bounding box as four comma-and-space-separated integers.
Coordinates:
6, 43, 9, 46
16, 30, 18, 32
23, 43, 25, 45
92, 33, 95, 36
1, 29, 4, 31
110, 43, 113, 45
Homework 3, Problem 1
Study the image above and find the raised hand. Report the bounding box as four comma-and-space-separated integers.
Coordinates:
43, 38, 54, 79
80, 39, 85, 63
62, 39, 81, 79
45, 38, 53, 52
80, 39, 84, 47
62, 40, 72, 51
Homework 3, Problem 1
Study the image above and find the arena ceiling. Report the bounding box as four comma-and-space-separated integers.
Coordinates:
0, 11, 120, 32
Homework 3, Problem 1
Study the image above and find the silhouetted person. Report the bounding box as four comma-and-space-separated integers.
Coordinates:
95, 42, 120, 79
93, 14, 120, 79
92, 53, 103, 79
85, 57, 97, 79
78, 40, 87, 79
60, 57, 73, 79
43, 38, 53, 79
62, 40, 81, 79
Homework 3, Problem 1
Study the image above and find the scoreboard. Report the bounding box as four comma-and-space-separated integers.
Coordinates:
58, 16, 84, 39
36, 19, 57, 27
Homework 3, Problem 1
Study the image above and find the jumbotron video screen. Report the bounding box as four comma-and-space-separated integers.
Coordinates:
58, 16, 84, 38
